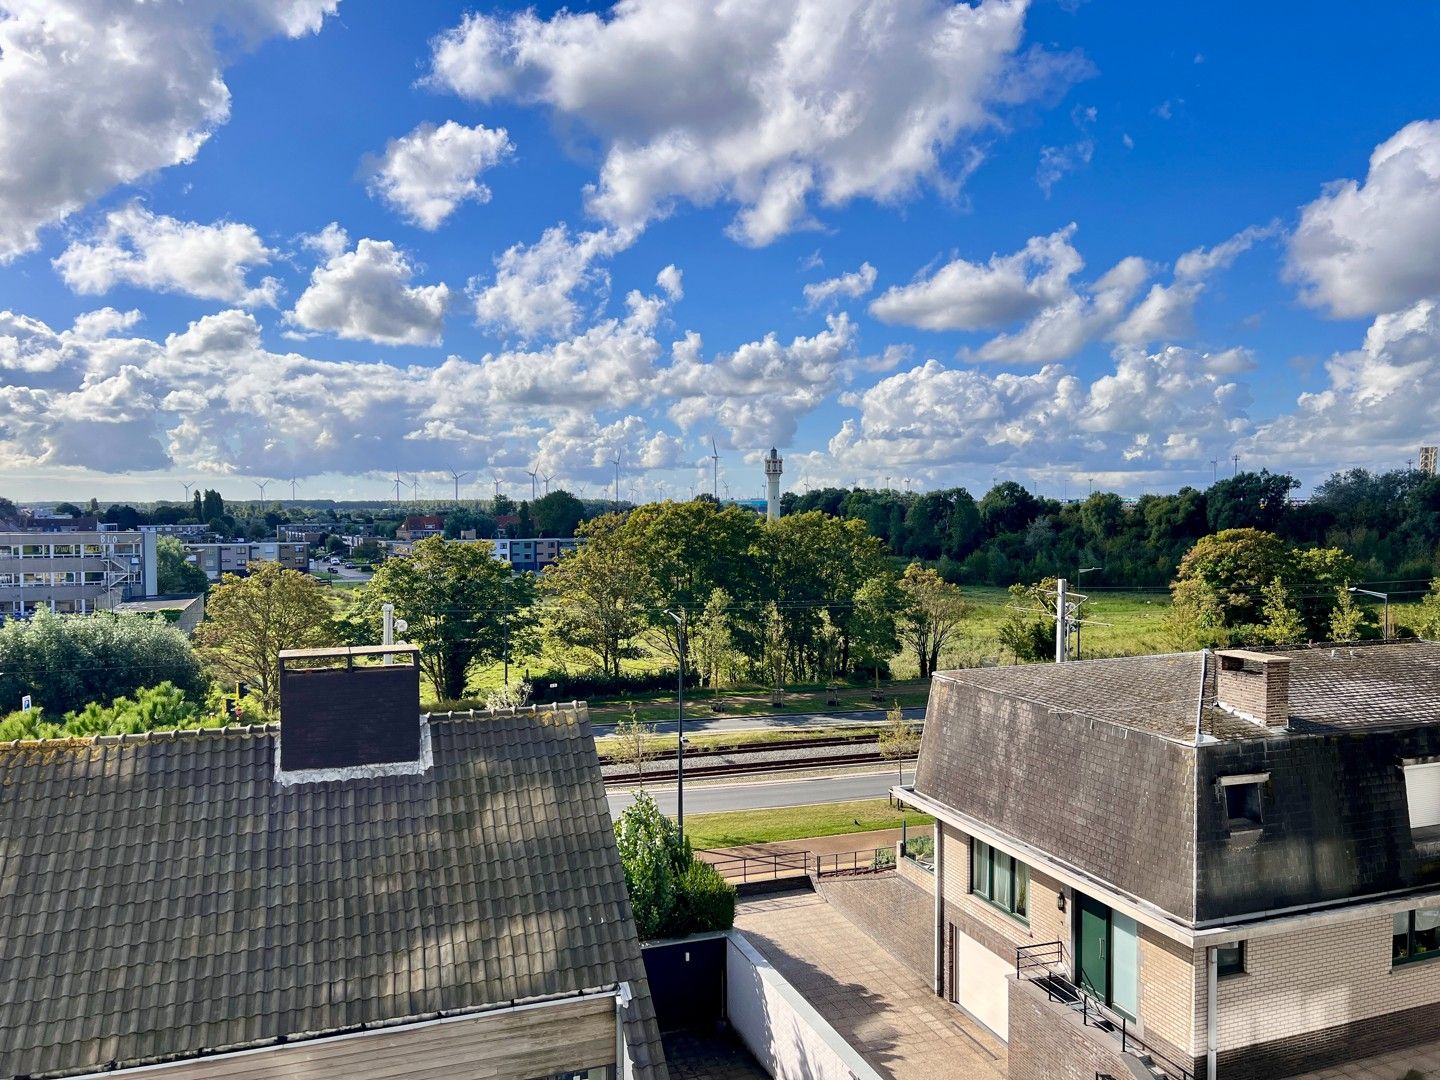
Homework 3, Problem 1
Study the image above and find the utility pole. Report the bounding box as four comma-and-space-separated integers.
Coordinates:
1055, 578, 1068, 663
665, 608, 687, 837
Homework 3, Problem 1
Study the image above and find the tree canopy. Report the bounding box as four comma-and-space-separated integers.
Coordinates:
366, 535, 536, 701
0, 610, 208, 717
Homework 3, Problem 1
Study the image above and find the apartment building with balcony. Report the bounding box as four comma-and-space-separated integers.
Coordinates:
184, 540, 308, 580
901, 642, 1440, 1080
0, 529, 156, 616
492, 536, 578, 572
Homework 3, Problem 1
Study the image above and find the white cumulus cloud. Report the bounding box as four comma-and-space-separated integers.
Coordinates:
52, 203, 280, 306
366, 120, 514, 230
428, 0, 1089, 246
0, 0, 338, 261
804, 262, 878, 308
288, 231, 451, 346
1287, 120, 1440, 318
471, 223, 638, 341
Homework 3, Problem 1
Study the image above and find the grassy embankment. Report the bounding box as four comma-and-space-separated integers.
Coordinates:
683, 798, 933, 850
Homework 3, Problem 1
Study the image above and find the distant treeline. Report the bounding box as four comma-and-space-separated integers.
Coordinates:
781, 468, 1440, 589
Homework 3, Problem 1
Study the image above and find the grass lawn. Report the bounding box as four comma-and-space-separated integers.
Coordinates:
683, 797, 933, 850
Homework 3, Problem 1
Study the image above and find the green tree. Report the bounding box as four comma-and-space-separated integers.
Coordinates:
540, 513, 648, 677
611, 702, 656, 788
531, 489, 587, 537
155, 536, 209, 594
689, 588, 737, 696
897, 562, 966, 678
1416, 579, 1440, 640
1329, 585, 1368, 641
200, 489, 225, 522
1259, 577, 1306, 646
1171, 529, 1292, 646
193, 563, 334, 713
996, 581, 1056, 662
0, 610, 208, 717
366, 535, 536, 701
1206, 470, 1300, 533
877, 700, 921, 784
443, 507, 498, 539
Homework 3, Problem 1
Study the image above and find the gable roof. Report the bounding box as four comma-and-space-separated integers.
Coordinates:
0, 708, 666, 1079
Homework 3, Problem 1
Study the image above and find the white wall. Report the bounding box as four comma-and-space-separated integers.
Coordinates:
725, 931, 882, 1080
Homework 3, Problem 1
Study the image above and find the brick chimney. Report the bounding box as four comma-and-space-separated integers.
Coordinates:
1214, 650, 1290, 729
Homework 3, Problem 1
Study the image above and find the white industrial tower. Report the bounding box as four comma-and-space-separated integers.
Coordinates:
764, 447, 783, 521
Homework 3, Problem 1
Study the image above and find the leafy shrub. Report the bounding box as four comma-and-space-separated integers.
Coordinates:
671, 859, 736, 934
613, 791, 737, 939
903, 834, 935, 861
0, 610, 208, 716
871, 848, 897, 870
0, 682, 231, 741
529, 668, 682, 702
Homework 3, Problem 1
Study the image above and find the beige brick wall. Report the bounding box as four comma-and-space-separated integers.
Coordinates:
939, 823, 1066, 958
1204, 914, 1440, 1053
1140, 924, 1198, 1058
938, 825, 1200, 1058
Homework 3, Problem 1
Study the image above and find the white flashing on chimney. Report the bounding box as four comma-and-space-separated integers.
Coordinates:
274, 716, 434, 787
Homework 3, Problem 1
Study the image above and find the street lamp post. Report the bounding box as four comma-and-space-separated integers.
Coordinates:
1349, 587, 1390, 640
664, 607, 687, 837
1075, 567, 1102, 659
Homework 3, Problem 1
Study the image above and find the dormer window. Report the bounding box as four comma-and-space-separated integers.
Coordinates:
1219, 773, 1268, 831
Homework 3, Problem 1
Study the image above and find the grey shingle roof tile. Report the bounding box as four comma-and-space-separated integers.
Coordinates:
0, 709, 666, 1079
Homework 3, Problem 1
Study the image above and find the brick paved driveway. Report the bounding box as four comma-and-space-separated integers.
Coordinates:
735, 888, 1007, 1079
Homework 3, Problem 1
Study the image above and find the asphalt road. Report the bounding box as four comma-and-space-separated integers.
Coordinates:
595, 705, 925, 736
606, 767, 915, 818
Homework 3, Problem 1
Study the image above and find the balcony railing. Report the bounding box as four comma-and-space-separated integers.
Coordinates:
1015, 941, 1194, 1080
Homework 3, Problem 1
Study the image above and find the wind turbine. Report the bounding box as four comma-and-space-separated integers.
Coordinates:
393, 471, 405, 504
253, 480, 271, 504
542, 473, 554, 496
612, 453, 621, 510
448, 468, 470, 504
287, 477, 299, 503
722, 480, 730, 501
526, 464, 539, 502
409, 476, 421, 505
180, 480, 193, 503
710, 437, 720, 499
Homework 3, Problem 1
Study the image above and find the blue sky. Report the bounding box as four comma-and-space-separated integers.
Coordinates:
3, 0, 1440, 504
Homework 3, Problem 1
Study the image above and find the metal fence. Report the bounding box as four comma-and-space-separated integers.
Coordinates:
698, 844, 897, 883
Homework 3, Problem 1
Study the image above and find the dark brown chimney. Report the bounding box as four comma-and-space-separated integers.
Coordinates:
1215, 650, 1290, 729
277, 645, 423, 773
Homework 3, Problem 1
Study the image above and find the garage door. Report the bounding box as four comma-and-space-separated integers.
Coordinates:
951, 925, 1010, 1040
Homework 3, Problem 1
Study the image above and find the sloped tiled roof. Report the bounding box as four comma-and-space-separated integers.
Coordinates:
0, 709, 667, 1079
938, 641, 1440, 742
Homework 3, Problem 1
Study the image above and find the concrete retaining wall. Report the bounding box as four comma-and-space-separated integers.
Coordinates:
725, 931, 882, 1080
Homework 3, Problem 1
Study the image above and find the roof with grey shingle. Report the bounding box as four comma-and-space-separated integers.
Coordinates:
0, 708, 667, 1080
938, 640, 1440, 742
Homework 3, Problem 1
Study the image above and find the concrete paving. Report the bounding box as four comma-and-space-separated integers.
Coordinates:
661, 1030, 768, 1080
1286, 1040, 1440, 1078
735, 888, 1007, 1079
607, 768, 914, 817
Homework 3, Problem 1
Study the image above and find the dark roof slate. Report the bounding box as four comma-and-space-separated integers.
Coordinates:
0, 709, 666, 1080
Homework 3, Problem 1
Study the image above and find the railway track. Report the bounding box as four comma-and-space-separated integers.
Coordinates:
603, 745, 890, 785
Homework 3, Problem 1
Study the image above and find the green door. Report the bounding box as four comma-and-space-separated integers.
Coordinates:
1076, 893, 1109, 1002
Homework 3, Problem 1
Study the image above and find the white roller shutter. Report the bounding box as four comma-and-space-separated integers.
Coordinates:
1404, 763, 1440, 829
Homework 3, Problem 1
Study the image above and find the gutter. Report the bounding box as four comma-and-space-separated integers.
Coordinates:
898, 782, 1440, 949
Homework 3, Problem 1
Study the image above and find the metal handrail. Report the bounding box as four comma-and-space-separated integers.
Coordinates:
814, 846, 895, 876
1016, 945, 1194, 1080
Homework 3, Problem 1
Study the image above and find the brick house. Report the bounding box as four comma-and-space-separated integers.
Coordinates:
900, 642, 1440, 1079
0, 644, 666, 1079
396, 514, 445, 540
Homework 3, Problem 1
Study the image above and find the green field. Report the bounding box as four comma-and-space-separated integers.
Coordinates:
684, 798, 934, 850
